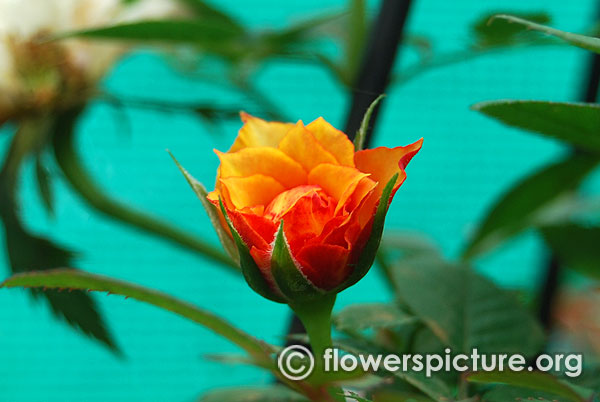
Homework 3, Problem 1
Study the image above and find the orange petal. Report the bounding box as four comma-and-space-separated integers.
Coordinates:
278, 121, 338, 171
277, 190, 336, 253
265, 185, 322, 220
306, 117, 355, 166
308, 163, 375, 214
354, 138, 423, 198
229, 112, 294, 152
216, 147, 307, 188
227, 208, 277, 250
220, 174, 285, 210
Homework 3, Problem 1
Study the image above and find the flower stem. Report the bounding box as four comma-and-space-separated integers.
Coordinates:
289, 294, 344, 401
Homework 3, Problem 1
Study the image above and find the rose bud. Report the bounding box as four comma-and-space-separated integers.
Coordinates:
175, 113, 422, 303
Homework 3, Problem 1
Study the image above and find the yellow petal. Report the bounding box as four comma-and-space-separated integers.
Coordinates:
278, 121, 338, 171
216, 147, 307, 188
220, 174, 285, 210
308, 163, 375, 214
307, 117, 355, 166
229, 112, 294, 152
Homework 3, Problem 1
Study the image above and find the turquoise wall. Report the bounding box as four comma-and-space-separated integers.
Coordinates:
0, 0, 596, 400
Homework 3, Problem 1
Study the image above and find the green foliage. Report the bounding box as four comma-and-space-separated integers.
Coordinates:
473, 12, 551, 47
0, 269, 273, 360
334, 303, 415, 332
473, 101, 600, 153
353, 94, 385, 151
491, 14, 600, 54
0, 117, 118, 350
462, 154, 598, 258
271, 222, 321, 299
57, 20, 243, 44
200, 386, 309, 402
468, 371, 586, 402
34, 154, 54, 216
541, 224, 600, 279
390, 256, 544, 355
51, 109, 235, 269
169, 152, 238, 263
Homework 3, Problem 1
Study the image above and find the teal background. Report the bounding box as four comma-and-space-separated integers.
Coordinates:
0, 0, 597, 400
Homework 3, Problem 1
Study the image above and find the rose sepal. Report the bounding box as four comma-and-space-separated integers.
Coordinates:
336, 172, 399, 292
218, 199, 286, 303
169, 152, 239, 264
271, 221, 323, 302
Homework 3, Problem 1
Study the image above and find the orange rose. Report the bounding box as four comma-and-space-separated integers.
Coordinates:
204, 113, 422, 303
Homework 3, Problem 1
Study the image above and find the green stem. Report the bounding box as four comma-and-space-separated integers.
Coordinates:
51, 108, 237, 270
289, 294, 344, 402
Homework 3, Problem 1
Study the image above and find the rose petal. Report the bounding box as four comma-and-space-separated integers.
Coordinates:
220, 174, 285, 210
278, 121, 338, 171
227, 208, 277, 250
216, 147, 307, 188
265, 185, 322, 220
229, 112, 294, 152
354, 138, 423, 198
306, 117, 355, 166
308, 163, 375, 214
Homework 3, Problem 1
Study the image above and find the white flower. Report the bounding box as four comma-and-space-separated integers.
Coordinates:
0, 0, 186, 121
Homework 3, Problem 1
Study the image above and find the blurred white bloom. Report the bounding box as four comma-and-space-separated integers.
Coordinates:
0, 0, 186, 122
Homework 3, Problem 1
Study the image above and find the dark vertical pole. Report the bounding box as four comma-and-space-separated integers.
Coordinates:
285, 0, 414, 343
344, 0, 414, 142
537, 2, 600, 329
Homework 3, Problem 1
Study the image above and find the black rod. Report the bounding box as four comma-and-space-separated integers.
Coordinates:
285, 0, 414, 345
344, 0, 414, 142
537, 2, 600, 329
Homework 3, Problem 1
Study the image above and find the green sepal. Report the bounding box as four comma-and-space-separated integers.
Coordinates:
353, 94, 385, 151
271, 221, 323, 301
218, 199, 286, 303
169, 152, 239, 264
340, 173, 398, 290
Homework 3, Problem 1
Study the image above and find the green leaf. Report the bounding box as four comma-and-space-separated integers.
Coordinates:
270, 221, 321, 299
343, 391, 372, 402
462, 154, 599, 259
334, 303, 415, 332
56, 20, 242, 44
491, 14, 600, 54
176, 0, 244, 34
472, 101, 600, 153
540, 224, 600, 279
353, 94, 385, 151
468, 371, 585, 402
372, 390, 431, 402
0, 118, 117, 351
218, 200, 286, 303
0, 269, 272, 359
51, 108, 235, 269
200, 385, 308, 402
342, 173, 398, 289
483, 385, 577, 402
4, 217, 118, 351
34, 155, 54, 216
169, 152, 238, 264
333, 337, 453, 401
392, 256, 545, 356
473, 12, 551, 47
380, 231, 441, 257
